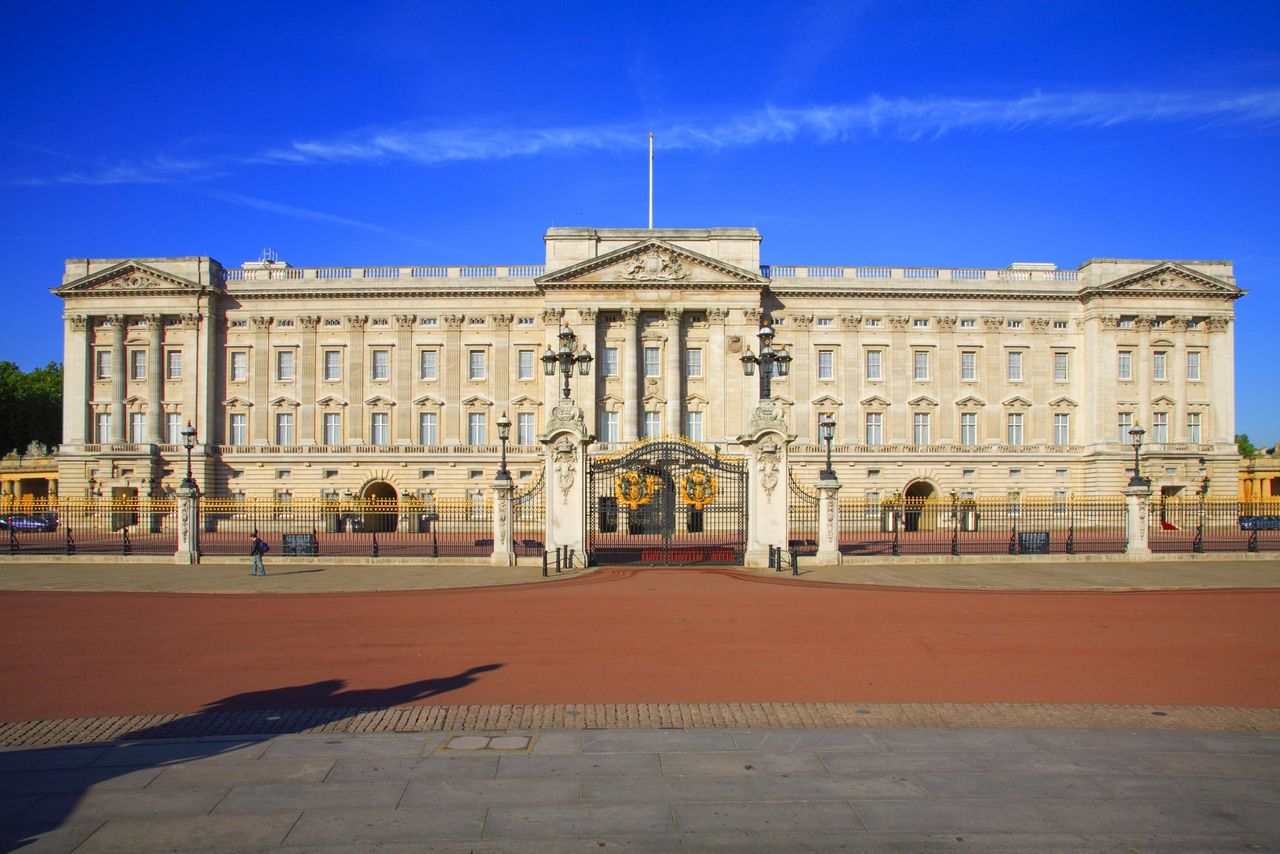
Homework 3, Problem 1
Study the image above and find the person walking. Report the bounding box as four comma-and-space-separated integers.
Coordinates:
250, 530, 268, 576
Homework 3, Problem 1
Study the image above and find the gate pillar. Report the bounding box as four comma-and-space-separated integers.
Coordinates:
175, 482, 199, 565
739, 402, 795, 568
815, 479, 842, 566
1124, 482, 1152, 558
491, 477, 515, 566
541, 402, 593, 562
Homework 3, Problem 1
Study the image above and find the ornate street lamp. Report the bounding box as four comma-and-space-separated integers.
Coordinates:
739, 321, 792, 400
495, 411, 512, 482
179, 422, 198, 493
542, 327, 593, 400
1127, 425, 1147, 487
818, 414, 837, 481
1194, 457, 1210, 553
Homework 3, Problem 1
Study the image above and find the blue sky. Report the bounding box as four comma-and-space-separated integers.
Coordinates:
3, 1, 1278, 446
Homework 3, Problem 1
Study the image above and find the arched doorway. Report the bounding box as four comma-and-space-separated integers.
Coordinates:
903, 480, 937, 533
362, 481, 398, 533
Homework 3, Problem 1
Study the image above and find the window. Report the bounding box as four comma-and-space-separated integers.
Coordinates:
229, 413, 247, 446
420, 317, 438, 327
912, 413, 930, 445
324, 350, 342, 381
960, 412, 977, 446
1117, 412, 1133, 444
1007, 413, 1024, 446
960, 352, 976, 381
128, 413, 144, 443
865, 412, 882, 445
372, 350, 390, 381
230, 351, 248, 382
467, 412, 486, 445
865, 350, 882, 380
913, 318, 929, 328
271, 412, 291, 445
684, 411, 704, 442
1118, 318, 1134, 328
1187, 351, 1201, 381
468, 350, 486, 381
95, 413, 111, 443
1007, 351, 1023, 381
1152, 411, 1168, 443
517, 412, 535, 446
276, 350, 295, 381
1187, 412, 1202, 444
685, 348, 703, 378
1153, 351, 1167, 381
1053, 352, 1069, 381
418, 412, 437, 445
1053, 320, 1068, 329
959, 319, 976, 328
602, 347, 619, 377
324, 413, 342, 446
913, 351, 929, 381
517, 316, 535, 326
419, 350, 437, 381
95, 350, 112, 380
865, 318, 881, 328
1117, 351, 1133, 380
1053, 413, 1070, 445
1007, 319, 1022, 329
643, 346, 660, 377
816, 317, 833, 327
372, 412, 390, 446
130, 351, 146, 380
517, 350, 535, 380
817, 350, 834, 380
166, 351, 181, 380
166, 413, 181, 445
643, 410, 661, 438
601, 411, 620, 444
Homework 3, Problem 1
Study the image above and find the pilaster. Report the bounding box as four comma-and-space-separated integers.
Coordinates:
394, 315, 415, 444
621, 308, 640, 441
146, 314, 164, 444
345, 315, 367, 443
109, 315, 125, 443
299, 316, 320, 444
664, 307, 683, 436
250, 316, 272, 444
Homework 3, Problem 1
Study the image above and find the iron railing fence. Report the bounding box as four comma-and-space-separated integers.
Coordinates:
1150, 497, 1280, 553
0, 497, 177, 556
788, 474, 819, 556
512, 472, 546, 557
196, 498, 494, 558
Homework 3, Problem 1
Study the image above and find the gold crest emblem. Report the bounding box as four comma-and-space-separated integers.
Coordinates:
679, 468, 717, 510
615, 469, 658, 510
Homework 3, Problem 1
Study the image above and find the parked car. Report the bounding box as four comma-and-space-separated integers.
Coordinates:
0, 514, 58, 532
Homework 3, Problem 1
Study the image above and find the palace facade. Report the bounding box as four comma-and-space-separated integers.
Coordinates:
53, 226, 1242, 506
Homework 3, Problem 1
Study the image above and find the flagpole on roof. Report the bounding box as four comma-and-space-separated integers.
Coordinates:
648, 132, 654, 230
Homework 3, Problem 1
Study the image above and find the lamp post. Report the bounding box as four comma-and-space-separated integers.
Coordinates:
542, 327, 593, 400
179, 422, 198, 494
950, 489, 960, 556
1194, 457, 1209, 553
1127, 425, 1147, 487
818, 414, 836, 481
739, 321, 793, 400
495, 411, 512, 482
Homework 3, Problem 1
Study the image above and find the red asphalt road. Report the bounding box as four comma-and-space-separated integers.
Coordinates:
2, 569, 1277, 720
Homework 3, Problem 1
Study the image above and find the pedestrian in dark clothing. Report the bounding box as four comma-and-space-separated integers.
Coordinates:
250, 531, 268, 576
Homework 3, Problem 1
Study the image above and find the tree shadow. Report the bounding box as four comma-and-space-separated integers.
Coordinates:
0, 664, 503, 851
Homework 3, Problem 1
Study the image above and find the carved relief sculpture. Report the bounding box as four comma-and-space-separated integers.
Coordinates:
756, 440, 781, 498
618, 247, 688, 281
553, 437, 577, 501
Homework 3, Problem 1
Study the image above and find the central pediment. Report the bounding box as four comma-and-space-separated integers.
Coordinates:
1084, 262, 1242, 301
54, 260, 206, 297
537, 239, 766, 289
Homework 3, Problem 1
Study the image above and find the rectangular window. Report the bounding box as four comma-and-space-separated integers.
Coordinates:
1053, 413, 1070, 445
643, 346, 660, 377
467, 412, 486, 445
602, 347, 619, 377
229, 413, 247, 446
95, 413, 111, 442
913, 318, 929, 328
418, 412, 437, 445
1153, 351, 1167, 380
866, 350, 882, 380
275, 412, 294, 445
1053, 352, 1069, 381
959, 319, 976, 328
276, 350, 295, 381
371, 412, 390, 446
960, 412, 977, 446
865, 318, 881, 328
1187, 351, 1201, 381
816, 318, 833, 327
230, 351, 248, 382
1118, 351, 1132, 380
912, 412, 930, 445
128, 413, 144, 443
1008, 413, 1024, 446
817, 350, 834, 380
1007, 351, 1023, 381
324, 413, 342, 446
1152, 411, 1168, 443
643, 410, 661, 438
960, 351, 976, 381
468, 350, 486, 381
913, 351, 929, 381
1053, 320, 1068, 329
165, 351, 181, 380
166, 413, 181, 445
1007, 319, 1022, 329
95, 350, 112, 380
684, 411, 704, 442
324, 350, 342, 381
685, 348, 703, 378
865, 412, 882, 446
419, 350, 437, 380
372, 350, 390, 381
517, 412, 535, 446
1117, 411, 1133, 444
1187, 412, 1202, 444
130, 350, 146, 380
517, 349, 535, 380
601, 411, 620, 444
1118, 318, 1134, 328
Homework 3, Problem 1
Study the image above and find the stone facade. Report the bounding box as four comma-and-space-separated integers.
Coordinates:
52, 227, 1242, 504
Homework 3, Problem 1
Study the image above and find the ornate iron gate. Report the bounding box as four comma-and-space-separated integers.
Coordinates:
587, 438, 747, 565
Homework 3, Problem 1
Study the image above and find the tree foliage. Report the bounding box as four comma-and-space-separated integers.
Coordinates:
1235, 433, 1258, 458
0, 362, 62, 456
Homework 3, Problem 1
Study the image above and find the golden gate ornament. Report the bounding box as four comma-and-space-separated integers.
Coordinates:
679, 468, 717, 510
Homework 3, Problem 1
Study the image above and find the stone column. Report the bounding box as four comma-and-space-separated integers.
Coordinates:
492, 314, 513, 416
839, 314, 861, 450
574, 309, 597, 436
146, 314, 164, 444
344, 315, 367, 443
250, 316, 272, 444
177, 314, 200, 441
815, 478, 842, 565
442, 314, 464, 444
541, 402, 592, 560
298, 316, 320, 444
621, 308, 640, 441
707, 308, 728, 442
64, 315, 90, 445
739, 403, 794, 567
664, 307, 683, 436
491, 476, 515, 566
174, 481, 200, 565
1124, 482, 1152, 557
109, 315, 125, 443
790, 314, 813, 441
394, 315, 415, 444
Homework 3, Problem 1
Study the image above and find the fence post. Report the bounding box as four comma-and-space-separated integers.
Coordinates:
174, 484, 199, 565
815, 479, 842, 566
491, 478, 515, 566
1124, 483, 1153, 558
542, 551, 549, 577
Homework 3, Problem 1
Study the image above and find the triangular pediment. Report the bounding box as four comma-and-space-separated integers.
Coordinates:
223, 396, 252, 407
1086, 262, 1242, 300
908, 395, 939, 408
459, 394, 492, 407
1049, 396, 1078, 408
365, 395, 396, 407
642, 393, 666, 406
269, 395, 300, 408
811, 394, 843, 407
860, 395, 890, 408
317, 395, 348, 407
412, 393, 443, 407
123, 394, 145, 406
537, 239, 766, 289
1151, 395, 1177, 407
955, 395, 986, 408
53, 260, 205, 297
1003, 395, 1032, 409
685, 393, 710, 405
509, 393, 542, 407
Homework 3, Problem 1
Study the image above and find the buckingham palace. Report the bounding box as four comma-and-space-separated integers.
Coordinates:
52, 226, 1241, 510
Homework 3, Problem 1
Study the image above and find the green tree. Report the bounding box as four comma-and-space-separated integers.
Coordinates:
1235, 433, 1258, 458
0, 361, 62, 456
